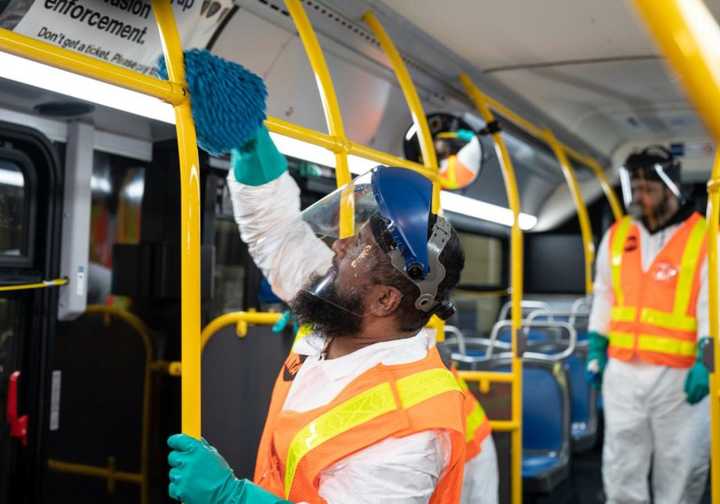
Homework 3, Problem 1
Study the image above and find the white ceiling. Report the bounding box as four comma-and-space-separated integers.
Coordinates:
378, 0, 720, 155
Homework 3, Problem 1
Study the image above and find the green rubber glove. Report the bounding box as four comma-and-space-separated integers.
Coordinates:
684, 337, 710, 405
167, 434, 290, 504
585, 331, 609, 389
231, 125, 287, 186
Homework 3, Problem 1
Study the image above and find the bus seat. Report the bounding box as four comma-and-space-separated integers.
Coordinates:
491, 358, 571, 494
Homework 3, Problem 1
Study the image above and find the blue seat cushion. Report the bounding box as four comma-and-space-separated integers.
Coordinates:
522, 454, 562, 478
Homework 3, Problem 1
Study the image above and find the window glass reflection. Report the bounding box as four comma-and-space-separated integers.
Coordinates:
0, 159, 26, 257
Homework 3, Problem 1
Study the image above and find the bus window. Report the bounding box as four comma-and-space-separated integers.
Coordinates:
452, 232, 506, 336
0, 152, 35, 265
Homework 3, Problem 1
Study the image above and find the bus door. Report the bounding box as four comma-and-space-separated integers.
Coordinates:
0, 121, 61, 504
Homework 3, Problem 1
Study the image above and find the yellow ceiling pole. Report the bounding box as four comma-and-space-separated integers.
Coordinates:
582, 157, 624, 221
284, 0, 353, 238
151, 0, 203, 439
362, 11, 441, 214
631, 2, 720, 497
545, 131, 595, 295
708, 150, 720, 504
460, 72, 524, 504
361, 11, 444, 338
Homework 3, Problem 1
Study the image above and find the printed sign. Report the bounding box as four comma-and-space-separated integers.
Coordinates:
0, 0, 234, 75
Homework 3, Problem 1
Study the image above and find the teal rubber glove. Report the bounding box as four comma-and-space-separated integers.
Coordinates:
456, 129, 475, 142
167, 434, 290, 504
231, 125, 288, 186
585, 331, 609, 389
684, 337, 710, 405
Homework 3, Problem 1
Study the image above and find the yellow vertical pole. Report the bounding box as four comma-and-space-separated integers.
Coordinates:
362, 11, 441, 214
151, 0, 202, 439
283, 0, 353, 237
708, 151, 720, 502
630, 2, 720, 496
460, 73, 523, 504
546, 132, 595, 295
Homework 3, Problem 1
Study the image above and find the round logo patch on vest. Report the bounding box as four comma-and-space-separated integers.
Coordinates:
283, 354, 308, 382
654, 261, 679, 281
624, 236, 638, 252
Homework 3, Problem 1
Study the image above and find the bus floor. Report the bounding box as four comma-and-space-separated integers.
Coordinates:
526, 431, 712, 503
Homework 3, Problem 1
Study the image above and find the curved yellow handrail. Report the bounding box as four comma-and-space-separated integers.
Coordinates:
83, 305, 154, 504
151, 0, 203, 440
545, 131, 595, 295
584, 158, 624, 221
631, 1, 720, 499
460, 72, 524, 504
201, 311, 283, 349
362, 11, 441, 214
0, 277, 67, 292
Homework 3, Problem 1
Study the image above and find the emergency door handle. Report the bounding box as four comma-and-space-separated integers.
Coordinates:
7, 371, 28, 446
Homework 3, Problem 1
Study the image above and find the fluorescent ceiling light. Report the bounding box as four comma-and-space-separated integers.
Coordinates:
441, 191, 537, 230
0, 52, 174, 123
0, 53, 536, 229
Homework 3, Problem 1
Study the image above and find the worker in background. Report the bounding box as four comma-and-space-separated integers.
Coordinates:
586, 145, 711, 503
167, 125, 471, 503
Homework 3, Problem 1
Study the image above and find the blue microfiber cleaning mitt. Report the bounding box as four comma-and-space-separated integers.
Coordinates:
157, 49, 267, 157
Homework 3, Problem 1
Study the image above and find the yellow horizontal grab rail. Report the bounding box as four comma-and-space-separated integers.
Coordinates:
0, 278, 67, 292
489, 420, 520, 432
47, 458, 142, 493
0, 28, 186, 105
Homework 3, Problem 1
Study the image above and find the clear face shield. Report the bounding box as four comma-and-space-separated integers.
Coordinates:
298, 167, 454, 320
619, 162, 682, 219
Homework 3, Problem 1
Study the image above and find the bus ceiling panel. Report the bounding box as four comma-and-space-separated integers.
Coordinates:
373, 0, 720, 71
489, 58, 707, 155
534, 170, 609, 232
226, 0, 607, 163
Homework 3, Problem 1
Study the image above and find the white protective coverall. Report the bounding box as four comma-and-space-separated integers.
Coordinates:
589, 217, 711, 504
228, 171, 497, 503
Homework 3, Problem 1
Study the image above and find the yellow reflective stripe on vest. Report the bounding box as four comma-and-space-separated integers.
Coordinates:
292, 324, 313, 350
640, 308, 697, 332
284, 382, 396, 497
397, 368, 462, 409
465, 403, 487, 443
672, 217, 706, 317
609, 331, 634, 349
283, 368, 461, 497
611, 217, 633, 307
637, 334, 696, 357
611, 306, 636, 322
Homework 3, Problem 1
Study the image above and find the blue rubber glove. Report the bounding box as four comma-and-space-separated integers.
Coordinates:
585, 331, 609, 389
167, 434, 290, 504
231, 125, 287, 186
684, 337, 710, 405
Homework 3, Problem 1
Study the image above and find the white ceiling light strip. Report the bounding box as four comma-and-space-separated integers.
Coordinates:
0, 51, 537, 230
0, 52, 175, 124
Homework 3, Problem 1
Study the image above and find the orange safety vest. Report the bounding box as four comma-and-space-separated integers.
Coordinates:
608, 212, 707, 368
454, 371, 492, 461
254, 346, 467, 503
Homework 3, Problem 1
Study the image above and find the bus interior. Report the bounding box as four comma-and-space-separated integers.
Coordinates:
0, 0, 718, 503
